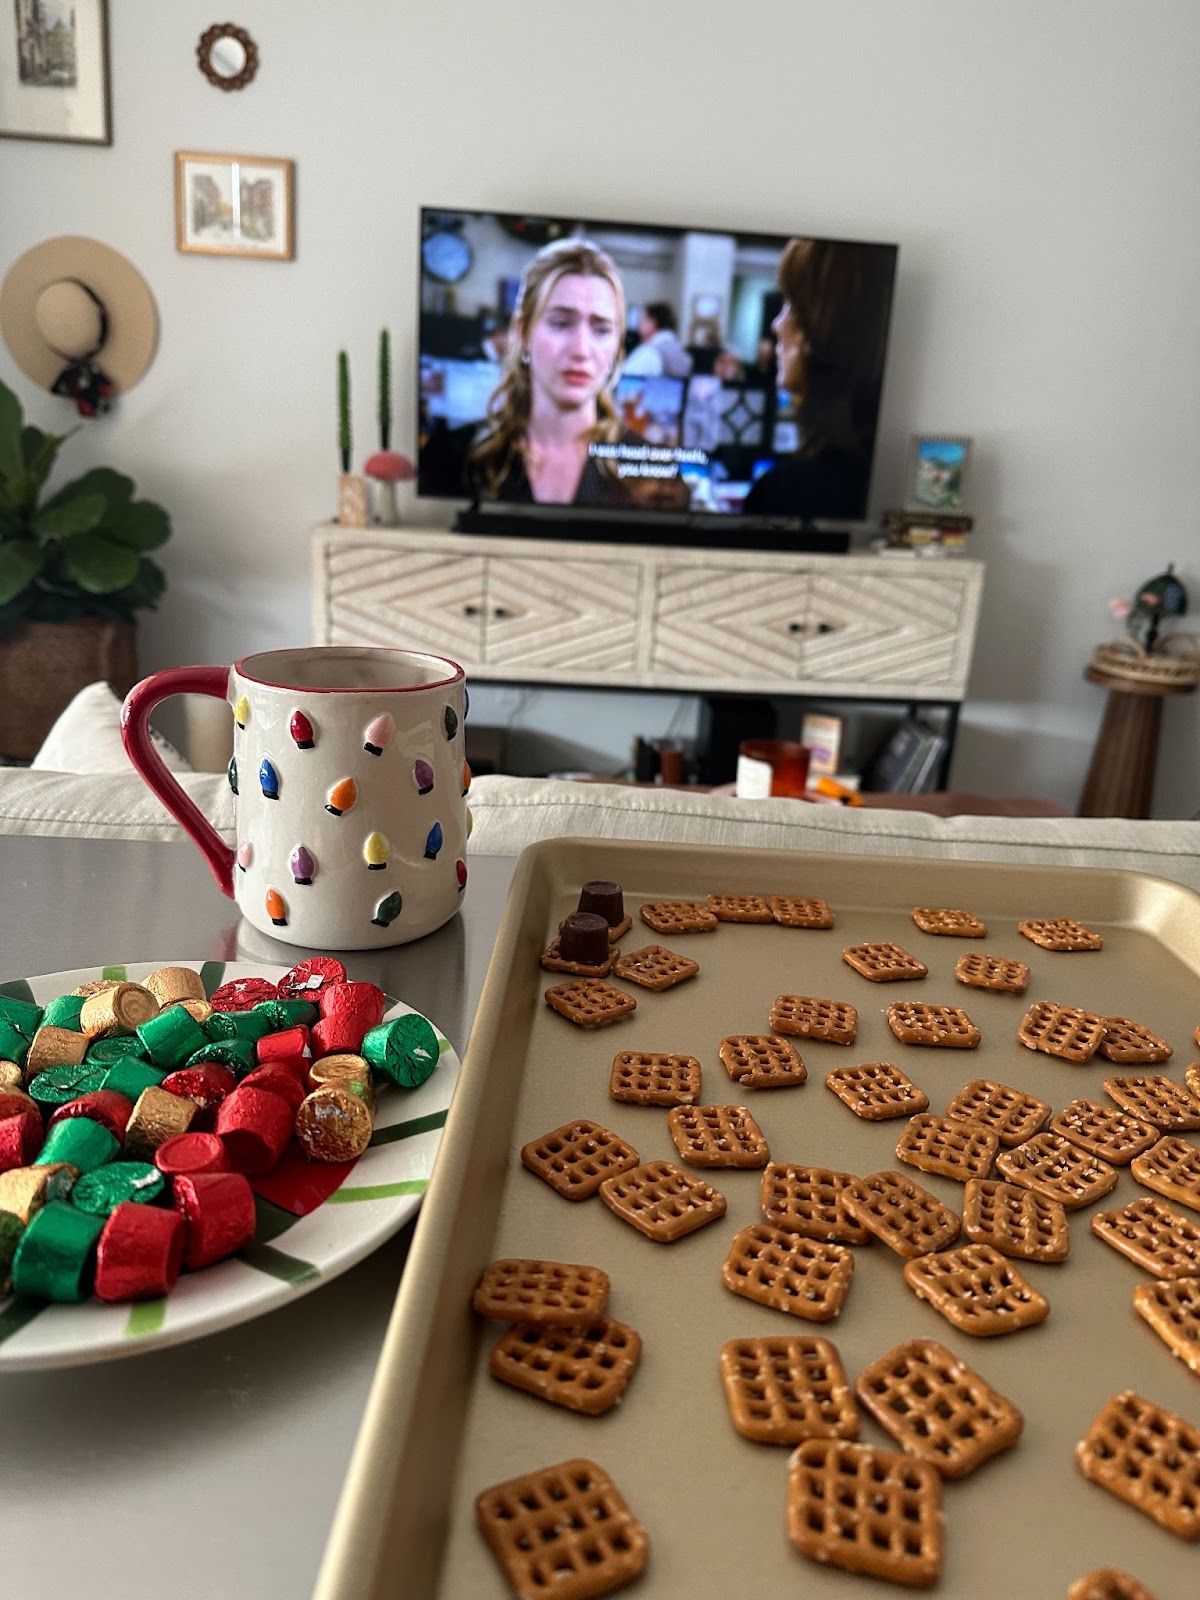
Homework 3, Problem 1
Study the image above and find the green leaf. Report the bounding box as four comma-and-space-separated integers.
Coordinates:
63, 532, 140, 594
0, 540, 44, 604
109, 555, 166, 612
41, 466, 132, 513
34, 491, 107, 541
0, 384, 24, 480
101, 498, 171, 551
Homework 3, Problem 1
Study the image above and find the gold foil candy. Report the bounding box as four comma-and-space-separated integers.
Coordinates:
144, 966, 207, 1007
307, 1052, 370, 1091
73, 978, 121, 998
124, 1086, 197, 1160
24, 1025, 89, 1080
80, 983, 161, 1041
294, 1085, 373, 1163
179, 998, 214, 1025
0, 1060, 24, 1090
0, 1163, 78, 1223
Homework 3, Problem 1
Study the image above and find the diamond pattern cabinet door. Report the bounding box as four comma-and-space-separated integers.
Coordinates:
649, 563, 810, 689
320, 543, 486, 663
482, 557, 642, 677
799, 571, 976, 696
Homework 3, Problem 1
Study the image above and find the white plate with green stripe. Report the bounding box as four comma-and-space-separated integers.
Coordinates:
0, 961, 459, 1371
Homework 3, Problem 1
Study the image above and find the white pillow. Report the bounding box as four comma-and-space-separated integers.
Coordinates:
31, 681, 192, 774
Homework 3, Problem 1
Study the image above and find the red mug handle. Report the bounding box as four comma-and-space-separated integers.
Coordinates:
121, 666, 236, 898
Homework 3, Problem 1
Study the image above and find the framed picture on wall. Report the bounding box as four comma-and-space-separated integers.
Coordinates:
905, 434, 973, 514
0, 0, 111, 145
174, 151, 295, 261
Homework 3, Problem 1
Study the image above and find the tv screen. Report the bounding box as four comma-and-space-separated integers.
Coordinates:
417, 208, 898, 526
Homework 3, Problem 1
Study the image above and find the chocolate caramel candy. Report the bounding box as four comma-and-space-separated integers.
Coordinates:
80, 983, 160, 1041
579, 880, 625, 929
173, 1171, 256, 1269
294, 1084, 373, 1163
0, 1060, 23, 1090
142, 966, 206, 1008
11, 1200, 105, 1301
124, 1086, 197, 1161
559, 912, 612, 968
24, 1025, 89, 1079
214, 1085, 294, 1176
94, 1201, 185, 1301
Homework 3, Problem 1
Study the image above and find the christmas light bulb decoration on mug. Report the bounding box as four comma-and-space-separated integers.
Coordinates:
121, 647, 469, 949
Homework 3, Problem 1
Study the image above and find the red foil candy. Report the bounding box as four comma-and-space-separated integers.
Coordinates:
256, 1025, 311, 1065
160, 1066, 237, 1130
239, 1065, 307, 1112
319, 981, 387, 1025
154, 1131, 230, 1178
277, 957, 346, 1000
215, 1086, 294, 1176
173, 1171, 256, 1268
94, 1201, 186, 1301
0, 1109, 41, 1171
210, 976, 279, 1013
47, 1089, 134, 1145
311, 1014, 370, 1058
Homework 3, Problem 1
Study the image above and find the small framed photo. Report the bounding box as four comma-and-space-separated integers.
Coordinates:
175, 151, 295, 261
0, 0, 111, 145
905, 434, 972, 514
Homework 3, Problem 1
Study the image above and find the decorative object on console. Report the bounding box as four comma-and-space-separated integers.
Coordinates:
0, 236, 158, 416
363, 330, 414, 526
335, 350, 367, 527
0, 0, 110, 145
195, 23, 259, 91
0, 376, 171, 758
174, 151, 294, 260
905, 435, 972, 514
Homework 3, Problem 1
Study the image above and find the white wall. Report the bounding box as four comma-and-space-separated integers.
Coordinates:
2, 0, 1198, 814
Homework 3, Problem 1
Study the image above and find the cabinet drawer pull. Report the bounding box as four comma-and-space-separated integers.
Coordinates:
492, 606, 512, 620
787, 621, 806, 635
815, 621, 836, 635
462, 604, 480, 617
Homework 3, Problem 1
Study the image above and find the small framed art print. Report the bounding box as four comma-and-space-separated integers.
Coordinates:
175, 151, 295, 260
0, 0, 111, 145
905, 434, 972, 514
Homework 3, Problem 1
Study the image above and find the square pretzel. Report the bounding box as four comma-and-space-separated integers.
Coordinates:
720, 1334, 858, 1445
903, 1242, 1050, 1336
1017, 1000, 1106, 1063
841, 1169, 962, 1259
611, 944, 699, 991
962, 1178, 1070, 1264
759, 1163, 872, 1244
768, 995, 857, 1046
842, 942, 929, 983
719, 1033, 807, 1088
787, 1438, 944, 1587
667, 1103, 769, 1168
1019, 916, 1103, 951
609, 1050, 701, 1107
489, 1316, 641, 1415
475, 1457, 648, 1600
912, 906, 988, 938
1134, 1276, 1200, 1377
1104, 1075, 1200, 1131
1049, 1099, 1159, 1165
472, 1258, 611, 1325
896, 1113, 999, 1183
539, 939, 618, 977
1100, 1017, 1173, 1064
1131, 1136, 1200, 1211
637, 899, 717, 934
886, 1002, 981, 1049
944, 1078, 1051, 1147
769, 895, 834, 929
995, 1131, 1118, 1210
1091, 1196, 1200, 1280
544, 979, 637, 1029
521, 1118, 640, 1201
955, 951, 1031, 994
722, 1222, 854, 1322
706, 892, 773, 923
824, 1061, 929, 1121
598, 1159, 726, 1242
1076, 1390, 1200, 1539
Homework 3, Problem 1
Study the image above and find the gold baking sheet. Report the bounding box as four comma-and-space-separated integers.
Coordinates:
315, 839, 1200, 1599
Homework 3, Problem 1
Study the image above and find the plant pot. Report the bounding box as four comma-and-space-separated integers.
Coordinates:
0, 617, 137, 760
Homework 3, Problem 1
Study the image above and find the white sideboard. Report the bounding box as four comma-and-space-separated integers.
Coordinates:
311, 524, 984, 706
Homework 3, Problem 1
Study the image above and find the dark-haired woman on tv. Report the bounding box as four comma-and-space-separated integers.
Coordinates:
421, 238, 638, 508
743, 238, 893, 521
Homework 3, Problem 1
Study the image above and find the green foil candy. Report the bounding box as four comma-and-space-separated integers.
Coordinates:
28, 1063, 109, 1109
0, 1019, 32, 1065
0, 1208, 24, 1295
71, 1161, 165, 1217
225, 1010, 275, 1044
361, 1014, 440, 1089
135, 1005, 209, 1070
11, 1200, 105, 1302
258, 998, 318, 1030
35, 1117, 119, 1173
40, 994, 85, 1032
0, 995, 43, 1036
185, 1038, 257, 1076
86, 1035, 151, 1067
201, 1011, 238, 1042
100, 1058, 166, 1100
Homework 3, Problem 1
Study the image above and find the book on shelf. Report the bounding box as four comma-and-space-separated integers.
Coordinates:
865, 716, 946, 794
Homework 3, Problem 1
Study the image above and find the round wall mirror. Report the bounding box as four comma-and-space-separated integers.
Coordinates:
196, 24, 259, 91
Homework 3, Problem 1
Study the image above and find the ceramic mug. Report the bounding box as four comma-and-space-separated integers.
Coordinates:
121, 646, 469, 950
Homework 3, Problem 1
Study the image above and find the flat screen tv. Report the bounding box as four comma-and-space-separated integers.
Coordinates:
417, 207, 898, 549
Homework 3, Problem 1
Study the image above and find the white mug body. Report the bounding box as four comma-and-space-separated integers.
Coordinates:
227, 647, 468, 949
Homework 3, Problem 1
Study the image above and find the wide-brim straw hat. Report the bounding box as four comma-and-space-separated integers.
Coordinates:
0, 235, 158, 395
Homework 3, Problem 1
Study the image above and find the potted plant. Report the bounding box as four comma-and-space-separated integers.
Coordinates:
0, 376, 171, 758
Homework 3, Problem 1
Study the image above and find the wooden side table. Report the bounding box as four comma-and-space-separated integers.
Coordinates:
1078, 666, 1196, 818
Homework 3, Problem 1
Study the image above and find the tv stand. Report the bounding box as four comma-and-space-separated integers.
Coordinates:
451, 504, 849, 555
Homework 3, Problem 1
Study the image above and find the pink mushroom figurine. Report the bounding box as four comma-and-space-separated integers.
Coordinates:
363, 451, 415, 527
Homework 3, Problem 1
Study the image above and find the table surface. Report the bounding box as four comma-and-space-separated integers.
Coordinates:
0, 835, 516, 1600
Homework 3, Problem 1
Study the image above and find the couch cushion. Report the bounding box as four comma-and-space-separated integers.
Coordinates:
32, 681, 192, 774
0, 768, 233, 842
